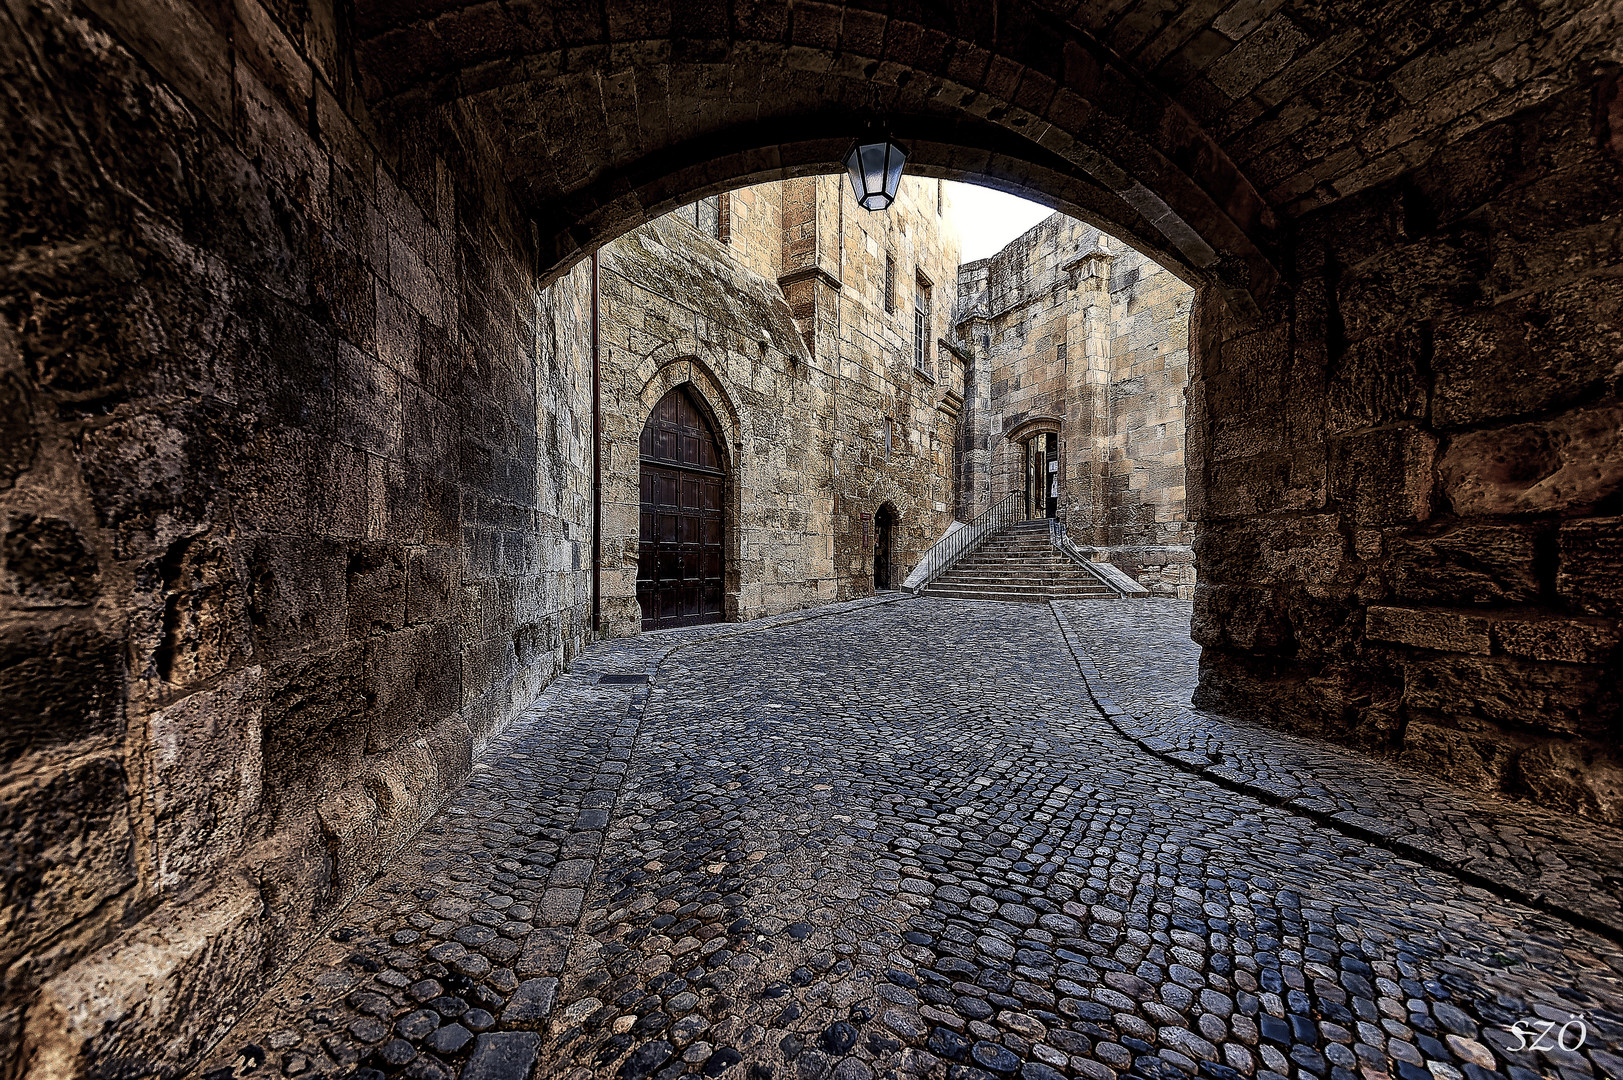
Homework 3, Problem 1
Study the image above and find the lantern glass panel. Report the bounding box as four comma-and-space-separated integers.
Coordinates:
846, 140, 906, 210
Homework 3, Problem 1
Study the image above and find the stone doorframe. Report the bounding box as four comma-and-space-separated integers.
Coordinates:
603, 352, 748, 636
1001, 416, 1064, 522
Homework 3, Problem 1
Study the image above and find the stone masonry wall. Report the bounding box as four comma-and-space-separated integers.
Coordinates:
0, 0, 589, 1072
954, 214, 1195, 597
568, 175, 965, 634
590, 213, 835, 635
820, 176, 964, 597
1191, 78, 1623, 827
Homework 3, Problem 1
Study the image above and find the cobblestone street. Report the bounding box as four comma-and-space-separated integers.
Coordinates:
207, 599, 1623, 1080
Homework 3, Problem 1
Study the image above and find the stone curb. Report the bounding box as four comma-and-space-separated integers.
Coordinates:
1046, 600, 1623, 946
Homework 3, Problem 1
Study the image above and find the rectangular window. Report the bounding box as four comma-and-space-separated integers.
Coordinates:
694, 194, 721, 239
1057, 341, 1067, 364
914, 274, 932, 375
936, 179, 943, 215
883, 418, 893, 460
884, 253, 896, 313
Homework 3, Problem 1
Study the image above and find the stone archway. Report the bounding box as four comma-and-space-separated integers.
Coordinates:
8, 1, 1623, 1073
873, 502, 898, 591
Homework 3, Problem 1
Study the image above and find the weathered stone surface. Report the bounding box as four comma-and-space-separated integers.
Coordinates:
146, 668, 264, 893
1325, 327, 1427, 436
0, 754, 137, 974
1385, 523, 1543, 604
2, 514, 98, 606
1365, 606, 1490, 655
1432, 275, 1623, 428
1440, 406, 1623, 517
20, 877, 264, 1078
1402, 653, 1612, 738
1328, 428, 1437, 526
0, 621, 122, 765
1558, 517, 1623, 617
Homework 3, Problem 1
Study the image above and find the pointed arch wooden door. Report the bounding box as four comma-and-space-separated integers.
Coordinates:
638, 385, 727, 630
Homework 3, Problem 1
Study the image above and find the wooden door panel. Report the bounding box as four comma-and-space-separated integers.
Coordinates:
639, 386, 727, 630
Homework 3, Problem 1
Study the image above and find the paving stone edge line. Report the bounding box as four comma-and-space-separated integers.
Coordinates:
1045, 600, 1623, 947
545, 592, 913, 997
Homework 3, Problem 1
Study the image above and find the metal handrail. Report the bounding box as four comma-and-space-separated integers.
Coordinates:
1045, 511, 1128, 597
910, 491, 1020, 594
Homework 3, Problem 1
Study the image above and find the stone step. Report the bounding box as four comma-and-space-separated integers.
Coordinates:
937, 570, 1103, 584
928, 581, 1116, 597
921, 585, 1116, 601
949, 559, 1092, 573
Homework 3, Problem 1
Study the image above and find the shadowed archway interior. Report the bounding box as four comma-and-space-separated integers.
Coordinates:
1, 0, 1620, 1074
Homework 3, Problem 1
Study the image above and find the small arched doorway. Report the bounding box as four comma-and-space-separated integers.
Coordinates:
873, 503, 897, 591
1023, 433, 1058, 520
638, 385, 727, 630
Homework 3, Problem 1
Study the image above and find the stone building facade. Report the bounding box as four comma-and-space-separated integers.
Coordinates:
953, 216, 1196, 597
542, 174, 963, 637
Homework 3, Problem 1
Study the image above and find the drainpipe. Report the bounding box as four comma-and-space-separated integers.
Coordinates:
591, 251, 602, 635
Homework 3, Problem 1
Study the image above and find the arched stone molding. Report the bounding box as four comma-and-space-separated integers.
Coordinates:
1004, 415, 1064, 444
633, 353, 746, 474
598, 358, 750, 637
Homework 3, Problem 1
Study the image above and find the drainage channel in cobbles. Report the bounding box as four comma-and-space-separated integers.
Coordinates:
1048, 599, 1623, 940
204, 596, 1622, 1080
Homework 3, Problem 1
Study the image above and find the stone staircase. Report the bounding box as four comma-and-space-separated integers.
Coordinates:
920, 519, 1120, 602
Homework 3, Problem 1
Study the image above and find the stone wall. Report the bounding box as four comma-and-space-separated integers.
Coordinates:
577, 175, 964, 636
1191, 78, 1623, 827
0, 0, 589, 1072
954, 215, 1195, 597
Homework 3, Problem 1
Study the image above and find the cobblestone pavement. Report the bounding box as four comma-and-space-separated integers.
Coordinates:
205, 597, 1622, 1080
1050, 600, 1623, 938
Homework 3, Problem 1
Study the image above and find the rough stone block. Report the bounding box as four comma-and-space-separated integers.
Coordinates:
1190, 584, 1293, 654
1556, 517, 1623, 617
1385, 523, 1542, 604
1432, 274, 1623, 428
154, 531, 253, 689
1329, 428, 1436, 525
1336, 234, 1486, 343
1440, 405, 1623, 516
0, 754, 137, 973
20, 877, 264, 1079
346, 542, 406, 636
0, 621, 123, 764
1490, 616, 1620, 665
1515, 739, 1623, 825
244, 536, 348, 658
369, 624, 460, 751
406, 545, 459, 625
1365, 607, 1491, 654
318, 786, 382, 900
1402, 654, 1611, 737
1326, 327, 1427, 436
2, 514, 99, 606
146, 667, 264, 892
1397, 720, 1518, 792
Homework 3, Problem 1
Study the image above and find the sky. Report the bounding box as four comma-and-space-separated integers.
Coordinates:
942, 181, 1057, 262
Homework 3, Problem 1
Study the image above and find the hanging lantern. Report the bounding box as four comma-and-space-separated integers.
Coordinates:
844, 135, 908, 211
